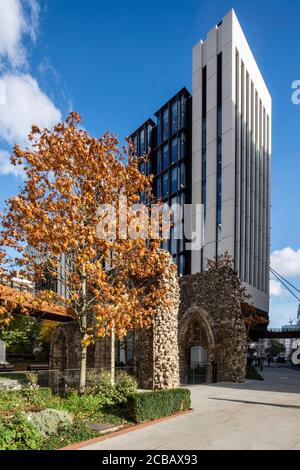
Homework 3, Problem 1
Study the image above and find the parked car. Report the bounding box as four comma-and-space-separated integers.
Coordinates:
275, 356, 286, 363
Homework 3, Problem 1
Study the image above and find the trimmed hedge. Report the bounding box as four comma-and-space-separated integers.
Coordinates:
128, 388, 191, 423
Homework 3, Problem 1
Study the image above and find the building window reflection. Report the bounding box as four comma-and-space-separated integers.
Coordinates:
171, 101, 178, 134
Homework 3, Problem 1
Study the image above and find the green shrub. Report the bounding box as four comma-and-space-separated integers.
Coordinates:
115, 370, 137, 401
0, 414, 42, 450
128, 388, 191, 423
37, 387, 52, 399
26, 408, 73, 437
87, 369, 112, 387
85, 371, 137, 407
42, 421, 98, 450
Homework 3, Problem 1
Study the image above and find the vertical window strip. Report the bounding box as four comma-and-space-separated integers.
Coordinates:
201, 65, 207, 271
250, 81, 255, 286
239, 61, 245, 279
216, 52, 222, 259
235, 49, 240, 274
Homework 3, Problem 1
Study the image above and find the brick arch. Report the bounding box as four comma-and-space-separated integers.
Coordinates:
178, 304, 215, 384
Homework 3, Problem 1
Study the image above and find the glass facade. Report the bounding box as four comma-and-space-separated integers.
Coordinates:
130, 88, 191, 276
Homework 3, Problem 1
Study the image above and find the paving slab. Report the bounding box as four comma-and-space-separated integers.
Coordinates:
79, 365, 300, 450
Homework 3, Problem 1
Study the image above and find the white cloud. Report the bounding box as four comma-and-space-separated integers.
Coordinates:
271, 247, 300, 278
0, 0, 39, 69
269, 279, 285, 297
0, 149, 25, 177
0, 73, 61, 145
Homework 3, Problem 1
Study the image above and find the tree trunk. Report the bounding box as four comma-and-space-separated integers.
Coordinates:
79, 341, 87, 395
79, 264, 88, 394
111, 325, 115, 385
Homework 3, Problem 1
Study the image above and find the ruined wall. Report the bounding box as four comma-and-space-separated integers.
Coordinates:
179, 267, 247, 383
49, 265, 246, 389
134, 259, 180, 390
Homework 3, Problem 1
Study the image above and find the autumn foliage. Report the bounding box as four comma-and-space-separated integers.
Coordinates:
0, 112, 175, 390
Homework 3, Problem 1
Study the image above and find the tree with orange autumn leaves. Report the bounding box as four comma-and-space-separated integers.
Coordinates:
0, 112, 175, 392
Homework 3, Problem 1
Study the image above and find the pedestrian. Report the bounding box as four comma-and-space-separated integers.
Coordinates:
267, 355, 271, 367
260, 356, 264, 372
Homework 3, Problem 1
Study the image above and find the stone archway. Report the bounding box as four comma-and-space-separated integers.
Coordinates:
178, 305, 215, 384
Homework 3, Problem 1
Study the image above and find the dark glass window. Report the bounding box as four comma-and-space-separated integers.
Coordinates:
171, 166, 178, 194
147, 158, 152, 176
156, 149, 162, 174
162, 172, 169, 198
171, 138, 178, 164
155, 177, 161, 199
162, 144, 169, 170
179, 133, 186, 159
217, 139, 222, 165
139, 129, 145, 155
178, 222, 184, 252
217, 108, 222, 139
180, 96, 186, 128
170, 227, 177, 255
202, 118, 206, 146
157, 116, 161, 145
178, 254, 185, 275
147, 125, 152, 149
179, 162, 185, 189
171, 101, 178, 134
162, 107, 169, 141
133, 135, 138, 157
179, 192, 185, 209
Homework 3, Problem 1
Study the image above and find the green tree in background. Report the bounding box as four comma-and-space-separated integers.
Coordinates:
266, 339, 286, 358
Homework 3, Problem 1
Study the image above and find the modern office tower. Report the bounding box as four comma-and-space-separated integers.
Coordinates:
192, 9, 271, 316
131, 9, 271, 317
130, 88, 192, 276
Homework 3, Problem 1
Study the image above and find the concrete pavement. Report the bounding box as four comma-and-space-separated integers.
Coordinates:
79, 365, 300, 450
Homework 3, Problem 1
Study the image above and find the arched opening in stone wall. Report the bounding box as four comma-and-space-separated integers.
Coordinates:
178, 305, 215, 384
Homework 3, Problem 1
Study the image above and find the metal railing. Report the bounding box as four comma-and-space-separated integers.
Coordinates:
181, 362, 219, 385
0, 366, 137, 394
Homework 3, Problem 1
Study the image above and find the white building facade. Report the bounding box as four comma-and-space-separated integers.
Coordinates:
191, 9, 271, 315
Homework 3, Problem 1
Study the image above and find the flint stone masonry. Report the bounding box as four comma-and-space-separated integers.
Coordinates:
134, 260, 180, 390
179, 267, 247, 383
50, 266, 246, 389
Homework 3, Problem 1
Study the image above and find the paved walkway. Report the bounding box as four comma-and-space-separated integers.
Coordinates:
80, 365, 300, 450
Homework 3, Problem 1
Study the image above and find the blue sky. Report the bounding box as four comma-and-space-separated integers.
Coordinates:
0, 0, 300, 327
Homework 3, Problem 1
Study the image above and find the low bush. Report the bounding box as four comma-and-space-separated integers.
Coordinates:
26, 408, 73, 437
115, 370, 137, 402
42, 422, 99, 450
128, 388, 191, 423
0, 414, 42, 450
84, 370, 138, 408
